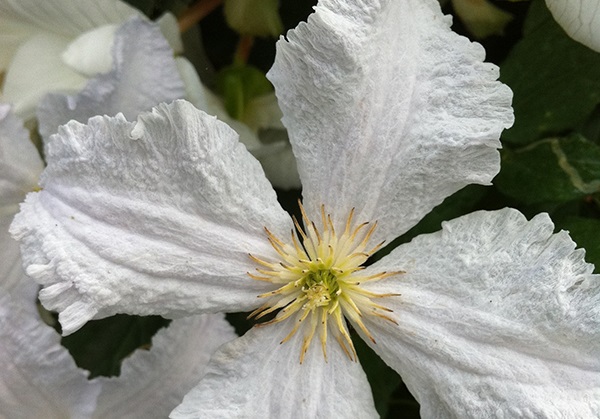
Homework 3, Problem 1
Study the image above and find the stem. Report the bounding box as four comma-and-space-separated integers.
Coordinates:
178, 0, 223, 33
234, 35, 255, 65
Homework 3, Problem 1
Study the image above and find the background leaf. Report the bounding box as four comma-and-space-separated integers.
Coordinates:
60, 315, 170, 378
499, 0, 600, 145
495, 134, 600, 204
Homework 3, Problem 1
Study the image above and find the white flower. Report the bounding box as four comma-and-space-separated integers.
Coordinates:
0, 0, 184, 121
36, 16, 186, 140
11, 0, 600, 417
545, 0, 600, 52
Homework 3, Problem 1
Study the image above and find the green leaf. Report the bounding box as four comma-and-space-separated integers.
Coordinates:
353, 335, 403, 418
224, 0, 284, 37
60, 314, 170, 378
495, 134, 600, 204
499, 0, 600, 145
559, 216, 600, 273
216, 64, 274, 120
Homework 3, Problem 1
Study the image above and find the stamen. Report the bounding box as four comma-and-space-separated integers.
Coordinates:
247, 203, 401, 363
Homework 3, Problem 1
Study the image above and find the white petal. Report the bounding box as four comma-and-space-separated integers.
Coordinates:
61, 24, 118, 77
38, 17, 186, 140
157, 12, 184, 55
175, 60, 299, 190
255, 133, 301, 190
171, 321, 378, 418
0, 103, 42, 209
268, 0, 513, 243
0, 0, 140, 72
243, 92, 285, 132
359, 209, 600, 418
175, 57, 210, 111
2, 34, 86, 120
0, 104, 41, 298
546, 0, 600, 52
0, 293, 101, 418
95, 314, 236, 418
11, 100, 292, 334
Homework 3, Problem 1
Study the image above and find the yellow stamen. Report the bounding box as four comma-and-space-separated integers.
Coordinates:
247, 202, 402, 363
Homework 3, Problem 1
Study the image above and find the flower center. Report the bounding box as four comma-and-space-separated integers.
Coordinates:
248, 202, 401, 363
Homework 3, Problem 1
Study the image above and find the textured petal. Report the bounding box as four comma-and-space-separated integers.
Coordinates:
0, 0, 139, 72
2, 34, 86, 120
268, 0, 513, 243
546, 0, 600, 52
0, 293, 101, 418
38, 17, 186, 140
358, 209, 600, 418
94, 314, 236, 418
0, 104, 41, 298
176, 61, 299, 190
11, 100, 292, 334
171, 321, 378, 418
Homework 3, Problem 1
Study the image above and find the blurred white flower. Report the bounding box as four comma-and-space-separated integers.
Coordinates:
0, 0, 139, 120
545, 0, 600, 52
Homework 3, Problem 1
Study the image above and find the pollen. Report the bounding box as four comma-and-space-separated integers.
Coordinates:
247, 202, 402, 363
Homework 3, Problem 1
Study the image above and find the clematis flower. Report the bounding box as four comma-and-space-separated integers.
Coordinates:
11, 0, 600, 417
0, 0, 184, 121
545, 0, 600, 52
36, 17, 185, 140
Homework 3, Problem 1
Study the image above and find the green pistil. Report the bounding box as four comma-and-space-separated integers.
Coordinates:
301, 269, 340, 309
